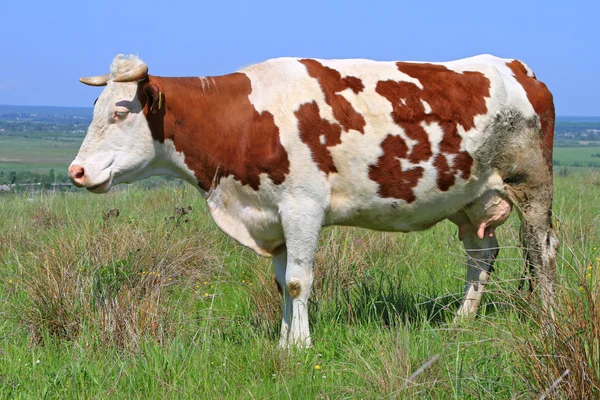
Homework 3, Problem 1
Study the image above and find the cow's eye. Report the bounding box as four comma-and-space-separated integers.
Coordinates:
113, 110, 129, 120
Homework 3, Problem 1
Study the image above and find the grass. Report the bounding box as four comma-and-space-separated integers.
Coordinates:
0, 173, 599, 398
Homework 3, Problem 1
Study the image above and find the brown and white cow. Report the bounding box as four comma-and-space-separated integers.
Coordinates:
70, 54, 558, 348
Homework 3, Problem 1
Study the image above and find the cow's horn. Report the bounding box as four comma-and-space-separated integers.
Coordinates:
79, 74, 110, 86
112, 63, 149, 83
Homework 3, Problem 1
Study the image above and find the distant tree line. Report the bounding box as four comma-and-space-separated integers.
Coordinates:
0, 169, 70, 186
554, 140, 600, 147
0, 169, 180, 189
553, 160, 600, 168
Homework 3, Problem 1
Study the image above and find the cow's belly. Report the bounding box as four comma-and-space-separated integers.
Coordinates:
325, 171, 506, 233
330, 203, 459, 232
205, 169, 508, 256
327, 195, 467, 232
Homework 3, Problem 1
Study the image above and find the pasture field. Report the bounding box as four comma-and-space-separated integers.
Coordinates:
553, 146, 600, 165
0, 174, 599, 398
0, 137, 80, 174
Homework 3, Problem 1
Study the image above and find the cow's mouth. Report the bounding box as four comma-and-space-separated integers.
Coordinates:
87, 172, 113, 193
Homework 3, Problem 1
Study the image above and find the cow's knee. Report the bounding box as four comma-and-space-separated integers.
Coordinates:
286, 271, 313, 299
288, 280, 301, 298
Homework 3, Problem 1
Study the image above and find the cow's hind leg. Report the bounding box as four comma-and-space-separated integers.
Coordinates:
274, 201, 324, 348
450, 191, 511, 317
508, 179, 558, 312
456, 230, 499, 317
273, 251, 292, 348
477, 108, 557, 314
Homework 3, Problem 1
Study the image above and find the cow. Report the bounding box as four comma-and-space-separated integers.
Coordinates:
69, 54, 558, 348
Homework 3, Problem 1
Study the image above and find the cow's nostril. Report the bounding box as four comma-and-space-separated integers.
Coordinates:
68, 165, 86, 183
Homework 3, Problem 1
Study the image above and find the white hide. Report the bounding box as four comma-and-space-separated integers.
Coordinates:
70, 80, 155, 192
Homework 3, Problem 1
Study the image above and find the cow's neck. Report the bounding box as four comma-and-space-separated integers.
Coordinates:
142, 73, 252, 192
140, 73, 290, 193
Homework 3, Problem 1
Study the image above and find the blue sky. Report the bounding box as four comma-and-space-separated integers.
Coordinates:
1, 0, 598, 115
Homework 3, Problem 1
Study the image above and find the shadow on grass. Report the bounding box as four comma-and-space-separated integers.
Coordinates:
322, 275, 457, 328
250, 274, 517, 341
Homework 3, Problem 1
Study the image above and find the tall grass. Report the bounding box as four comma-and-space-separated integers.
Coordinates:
0, 174, 599, 398
498, 216, 600, 398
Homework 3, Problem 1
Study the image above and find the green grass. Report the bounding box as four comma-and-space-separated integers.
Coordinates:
1, 173, 599, 398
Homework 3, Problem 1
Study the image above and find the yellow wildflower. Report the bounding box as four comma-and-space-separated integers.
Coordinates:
315, 365, 321, 370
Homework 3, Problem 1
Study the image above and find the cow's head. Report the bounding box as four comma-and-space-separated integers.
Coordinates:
69, 55, 158, 193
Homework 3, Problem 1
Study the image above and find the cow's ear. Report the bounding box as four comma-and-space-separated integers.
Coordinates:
142, 81, 163, 114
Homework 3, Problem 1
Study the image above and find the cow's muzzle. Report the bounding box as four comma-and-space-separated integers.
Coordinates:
68, 164, 113, 193
68, 164, 86, 187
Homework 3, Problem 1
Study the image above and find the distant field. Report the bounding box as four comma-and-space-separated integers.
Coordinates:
0, 136, 81, 174
0, 104, 93, 117
553, 146, 600, 166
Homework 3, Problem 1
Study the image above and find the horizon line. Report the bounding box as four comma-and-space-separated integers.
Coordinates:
0, 104, 599, 119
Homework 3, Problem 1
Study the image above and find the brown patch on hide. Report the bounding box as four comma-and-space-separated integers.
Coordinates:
433, 154, 455, 191
432, 151, 475, 192
138, 74, 290, 191
394, 62, 490, 132
368, 134, 424, 203
506, 60, 555, 173
453, 151, 473, 180
299, 59, 366, 133
371, 62, 486, 197
295, 101, 342, 174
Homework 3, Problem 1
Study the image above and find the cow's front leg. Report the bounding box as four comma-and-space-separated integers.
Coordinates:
275, 203, 323, 349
